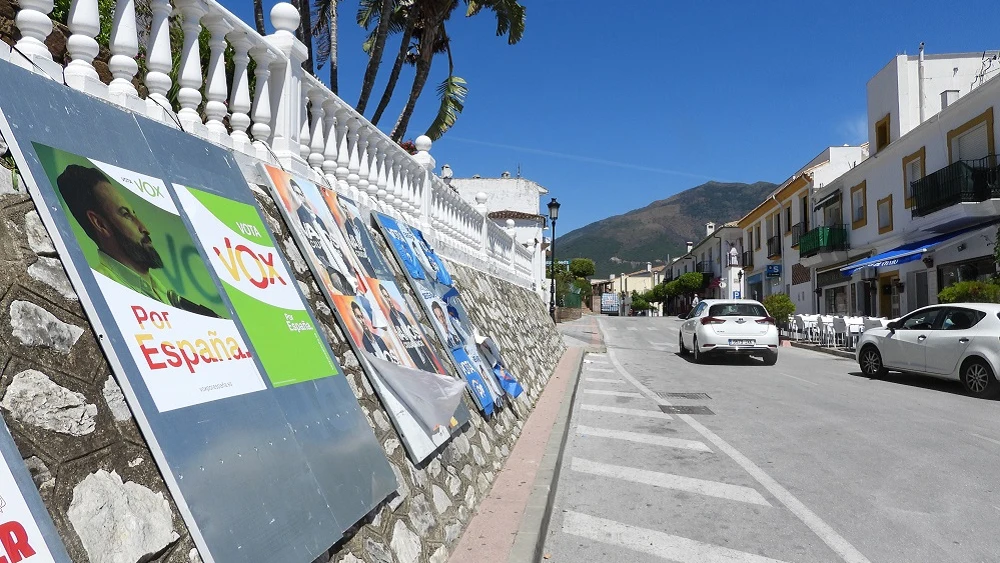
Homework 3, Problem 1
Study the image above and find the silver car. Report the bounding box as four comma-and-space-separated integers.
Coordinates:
678, 299, 780, 365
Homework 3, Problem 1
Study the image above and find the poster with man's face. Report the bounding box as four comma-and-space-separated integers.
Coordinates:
34, 143, 266, 411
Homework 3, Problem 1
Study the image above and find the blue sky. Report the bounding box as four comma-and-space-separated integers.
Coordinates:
227, 0, 999, 234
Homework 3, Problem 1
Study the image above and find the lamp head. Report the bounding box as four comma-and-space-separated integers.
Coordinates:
547, 198, 560, 221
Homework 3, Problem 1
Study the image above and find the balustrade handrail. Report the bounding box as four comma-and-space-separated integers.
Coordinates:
5, 0, 539, 290
766, 235, 782, 258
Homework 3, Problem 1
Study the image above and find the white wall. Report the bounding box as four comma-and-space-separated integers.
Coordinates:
451, 177, 547, 215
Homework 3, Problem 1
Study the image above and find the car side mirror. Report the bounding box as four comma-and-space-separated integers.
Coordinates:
886, 321, 898, 331
678, 313, 687, 319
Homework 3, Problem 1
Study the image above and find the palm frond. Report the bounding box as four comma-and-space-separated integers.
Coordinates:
425, 74, 467, 140
465, 0, 525, 45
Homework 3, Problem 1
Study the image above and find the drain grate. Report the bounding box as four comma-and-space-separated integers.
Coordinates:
659, 405, 714, 415
662, 392, 711, 400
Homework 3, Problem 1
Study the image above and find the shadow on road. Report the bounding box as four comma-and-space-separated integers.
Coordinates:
674, 353, 770, 366
844, 369, 990, 400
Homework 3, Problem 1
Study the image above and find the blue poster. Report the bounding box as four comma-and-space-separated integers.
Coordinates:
378, 214, 427, 280
453, 347, 494, 415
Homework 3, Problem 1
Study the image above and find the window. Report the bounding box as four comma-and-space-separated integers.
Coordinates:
785, 206, 792, 234
746, 230, 753, 250
901, 147, 925, 209
900, 308, 940, 330
800, 195, 809, 230
875, 114, 891, 151
940, 308, 986, 331
877, 194, 893, 234
850, 181, 867, 229
708, 303, 767, 317
755, 224, 761, 250
948, 107, 995, 163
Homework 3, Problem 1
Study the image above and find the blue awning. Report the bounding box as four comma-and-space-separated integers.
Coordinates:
840, 225, 986, 276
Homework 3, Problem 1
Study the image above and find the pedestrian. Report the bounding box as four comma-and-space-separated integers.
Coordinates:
691, 293, 700, 308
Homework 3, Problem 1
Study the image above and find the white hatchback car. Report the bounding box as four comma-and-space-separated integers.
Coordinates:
856, 303, 1000, 398
678, 299, 780, 365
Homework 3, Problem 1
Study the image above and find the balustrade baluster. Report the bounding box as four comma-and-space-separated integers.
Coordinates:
299, 90, 311, 161
356, 130, 371, 200
346, 118, 362, 200
64, 0, 100, 92
321, 99, 339, 182
307, 87, 326, 169
335, 109, 353, 196
144, 0, 174, 120
373, 139, 388, 204
202, 14, 233, 141
14, 0, 55, 70
227, 30, 253, 151
249, 46, 275, 147
174, 0, 207, 130
108, 0, 139, 100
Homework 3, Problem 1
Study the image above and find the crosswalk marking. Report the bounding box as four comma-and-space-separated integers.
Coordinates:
627, 327, 639, 331
576, 425, 712, 452
562, 511, 790, 563
571, 458, 771, 506
580, 404, 673, 420
646, 326, 657, 331
583, 390, 644, 398
589, 367, 616, 373
648, 341, 672, 346
584, 378, 622, 383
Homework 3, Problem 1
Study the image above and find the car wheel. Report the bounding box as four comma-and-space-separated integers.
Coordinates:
692, 336, 703, 364
961, 358, 1000, 399
678, 332, 688, 355
859, 345, 887, 378
762, 351, 778, 366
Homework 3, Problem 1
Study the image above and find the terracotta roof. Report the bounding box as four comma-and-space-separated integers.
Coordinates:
487, 210, 547, 222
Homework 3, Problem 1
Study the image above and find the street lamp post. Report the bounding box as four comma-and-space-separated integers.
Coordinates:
548, 198, 560, 322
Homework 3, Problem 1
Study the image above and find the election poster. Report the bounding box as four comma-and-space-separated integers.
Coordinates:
0, 59, 398, 563
262, 165, 469, 463
34, 144, 267, 412
374, 213, 517, 413
0, 421, 71, 563
173, 186, 338, 387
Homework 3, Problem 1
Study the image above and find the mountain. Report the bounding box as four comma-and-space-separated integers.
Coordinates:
557, 181, 778, 278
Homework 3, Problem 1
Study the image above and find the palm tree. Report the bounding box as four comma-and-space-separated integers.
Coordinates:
253, 0, 266, 35
388, 0, 525, 142
356, 0, 401, 113
313, 0, 341, 92
370, 16, 414, 126
293, 0, 315, 75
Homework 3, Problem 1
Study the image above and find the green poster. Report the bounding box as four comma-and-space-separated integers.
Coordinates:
174, 185, 339, 386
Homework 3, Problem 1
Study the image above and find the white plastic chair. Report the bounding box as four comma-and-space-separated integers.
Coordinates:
832, 317, 848, 348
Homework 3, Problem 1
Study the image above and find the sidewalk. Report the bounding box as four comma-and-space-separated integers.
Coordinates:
449, 316, 603, 563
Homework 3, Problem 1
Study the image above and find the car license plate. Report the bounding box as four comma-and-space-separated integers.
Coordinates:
729, 339, 755, 346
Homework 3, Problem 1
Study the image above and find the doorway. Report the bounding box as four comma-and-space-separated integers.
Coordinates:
878, 271, 900, 318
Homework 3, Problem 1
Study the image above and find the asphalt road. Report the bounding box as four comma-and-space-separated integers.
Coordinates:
543, 314, 1000, 563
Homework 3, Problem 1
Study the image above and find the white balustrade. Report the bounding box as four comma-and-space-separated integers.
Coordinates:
6, 0, 539, 290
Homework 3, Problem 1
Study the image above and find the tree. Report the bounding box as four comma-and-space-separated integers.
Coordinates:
569, 258, 596, 279
313, 0, 342, 92
293, 0, 315, 75
389, 0, 525, 142
630, 290, 651, 311
938, 281, 1000, 304
254, 0, 267, 35
761, 294, 796, 327
356, 0, 402, 112
677, 272, 705, 296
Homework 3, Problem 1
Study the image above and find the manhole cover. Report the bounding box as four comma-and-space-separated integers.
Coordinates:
662, 393, 711, 400
659, 405, 714, 415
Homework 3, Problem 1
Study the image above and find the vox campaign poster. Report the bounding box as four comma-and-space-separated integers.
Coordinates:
173, 186, 338, 387
261, 165, 467, 462
34, 144, 266, 411
374, 213, 502, 414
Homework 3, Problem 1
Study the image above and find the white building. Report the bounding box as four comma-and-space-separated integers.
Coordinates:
739, 145, 868, 312
807, 48, 1000, 317
449, 171, 550, 301
664, 222, 743, 310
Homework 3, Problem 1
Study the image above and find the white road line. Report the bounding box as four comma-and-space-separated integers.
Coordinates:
587, 360, 611, 364
970, 432, 1000, 447
584, 378, 622, 383
777, 372, 818, 386
648, 341, 673, 346
583, 389, 644, 398
589, 367, 617, 373
562, 511, 790, 563
580, 404, 673, 420
572, 458, 771, 506
607, 350, 872, 563
627, 327, 639, 331
576, 425, 712, 452
646, 326, 657, 331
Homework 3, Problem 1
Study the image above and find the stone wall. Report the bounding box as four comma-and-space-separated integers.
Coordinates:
0, 166, 565, 563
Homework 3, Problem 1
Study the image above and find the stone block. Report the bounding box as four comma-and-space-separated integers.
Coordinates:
1, 369, 96, 436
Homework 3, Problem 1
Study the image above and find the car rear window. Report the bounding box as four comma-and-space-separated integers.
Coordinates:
708, 303, 768, 317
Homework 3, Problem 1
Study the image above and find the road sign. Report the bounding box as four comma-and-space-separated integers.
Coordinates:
733, 291, 742, 299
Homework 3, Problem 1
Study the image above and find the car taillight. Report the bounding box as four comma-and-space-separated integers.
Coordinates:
701, 317, 725, 325
756, 317, 775, 325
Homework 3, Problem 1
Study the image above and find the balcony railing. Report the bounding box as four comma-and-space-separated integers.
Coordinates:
912, 155, 1000, 217
766, 235, 782, 259
798, 225, 849, 258
791, 222, 806, 247
696, 261, 713, 273
742, 250, 753, 268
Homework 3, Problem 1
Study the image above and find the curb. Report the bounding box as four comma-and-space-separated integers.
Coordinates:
516, 347, 584, 563
789, 341, 856, 360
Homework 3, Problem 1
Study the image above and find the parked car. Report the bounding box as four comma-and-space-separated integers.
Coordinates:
856, 303, 1000, 398
678, 299, 780, 365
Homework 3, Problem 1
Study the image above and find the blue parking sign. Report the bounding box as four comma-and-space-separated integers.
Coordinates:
733, 291, 742, 299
